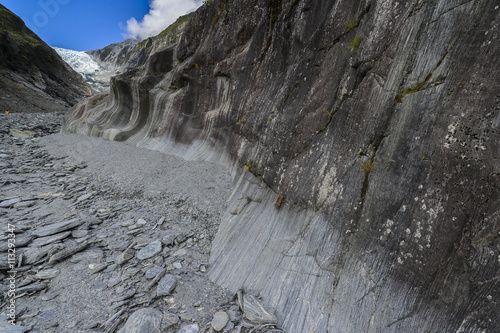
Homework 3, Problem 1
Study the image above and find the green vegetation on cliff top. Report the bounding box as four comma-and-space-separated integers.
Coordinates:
137, 12, 194, 49
0, 4, 58, 70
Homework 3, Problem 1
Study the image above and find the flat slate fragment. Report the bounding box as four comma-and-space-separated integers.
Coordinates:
33, 218, 84, 237
136, 240, 162, 260
30, 231, 71, 247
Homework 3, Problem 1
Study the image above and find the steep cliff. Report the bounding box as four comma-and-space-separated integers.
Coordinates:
86, 13, 193, 73
63, 0, 500, 332
0, 4, 92, 112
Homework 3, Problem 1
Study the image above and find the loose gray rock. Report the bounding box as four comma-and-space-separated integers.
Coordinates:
111, 240, 132, 251
177, 322, 199, 333
30, 231, 71, 247
108, 273, 122, 288
0, 234, 34, 251
71, 229, 88, 238
35, 268, 60, 280
89, 263, 108, 274
117, 308, 162, 333
33, 218, 84, 237
0, 198, 21, 208
160, 230, 178, 246
13, 200, 36, 208
211, 311, 229, 332
145, 266, 163, 279
162, 313, 179, 329
92, 282, 107, 292
136, 240, 162, 260
9, 128, 35, 138
23, 245, 54, 264
156, 274, 177, 297
75, 193, 93, 204
48, 241, 89, 264
17, 282, 47, 293
237, 292, 277, 325
116, 248, 135, 265
41, 290, 60, 301
173, 248, 187, 257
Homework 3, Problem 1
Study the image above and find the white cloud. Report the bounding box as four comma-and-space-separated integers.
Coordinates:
124, 0, 203, 40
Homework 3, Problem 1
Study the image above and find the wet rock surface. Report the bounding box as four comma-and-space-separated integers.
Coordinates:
0, 113, 286, 333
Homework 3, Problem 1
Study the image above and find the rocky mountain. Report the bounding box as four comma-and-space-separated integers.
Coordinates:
0, 4, 92, 113
86, 13, 193, 74
63, 0, 500, 332
85, 38, 139, 72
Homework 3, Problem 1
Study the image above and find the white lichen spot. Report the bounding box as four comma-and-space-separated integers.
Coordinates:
444, 122, 458, 148
401, 205, 407, 212
414, 230, 422, 238
400, 240, 405, 246
452, 217, 457, 221
317, 163, 340, 206
405, 228, 411, 235
414, 197, 419, 201
387, 219, 394, 227
418, 244, 424, 251
418, 185, 423, 190
487, 295, 493, 301
397, 257, 404, 264
422, 204, 427, 210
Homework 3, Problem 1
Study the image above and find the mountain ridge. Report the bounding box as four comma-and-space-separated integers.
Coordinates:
0, 4, 92, 112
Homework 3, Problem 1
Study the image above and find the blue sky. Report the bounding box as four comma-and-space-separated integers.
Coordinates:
1, 0, 203, 51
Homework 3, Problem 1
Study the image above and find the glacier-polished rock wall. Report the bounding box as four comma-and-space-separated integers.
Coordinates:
62, 0, 500, 331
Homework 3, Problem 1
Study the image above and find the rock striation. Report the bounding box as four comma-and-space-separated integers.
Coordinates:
62, 0, 500, 332
0, 5, 92, 112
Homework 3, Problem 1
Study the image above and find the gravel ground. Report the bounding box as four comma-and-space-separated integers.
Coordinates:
0, 112, 285, 333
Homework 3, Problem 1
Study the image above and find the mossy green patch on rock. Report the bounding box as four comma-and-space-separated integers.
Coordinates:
349, 35, 362, 52
345, 18, 358, 32
395, 73, 432, 103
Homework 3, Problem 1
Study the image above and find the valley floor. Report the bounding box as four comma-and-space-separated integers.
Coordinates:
0, 112, 284, 333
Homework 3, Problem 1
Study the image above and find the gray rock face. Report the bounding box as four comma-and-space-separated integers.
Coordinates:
117, 308, 162, 333
62, 0, 500, 332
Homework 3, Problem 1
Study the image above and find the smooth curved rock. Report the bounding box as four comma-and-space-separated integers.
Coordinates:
117, 308, 162, 333
62, 0, 500, 332
156, 274, 177, 297
211, 311, 229, 331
